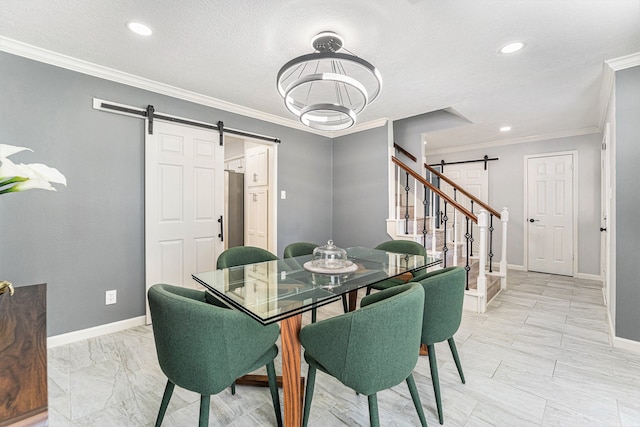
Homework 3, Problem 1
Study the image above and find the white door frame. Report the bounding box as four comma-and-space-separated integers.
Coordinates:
523, 151, 578, 276
601, 124, 612, 305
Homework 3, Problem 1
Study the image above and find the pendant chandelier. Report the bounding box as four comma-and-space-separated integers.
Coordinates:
277, 32, 382, 131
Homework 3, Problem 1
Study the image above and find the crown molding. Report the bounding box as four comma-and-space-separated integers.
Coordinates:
331, 118, 389, 138
426, 127, 601, 156
605, 52, 640, 71
0, 36, 334, 137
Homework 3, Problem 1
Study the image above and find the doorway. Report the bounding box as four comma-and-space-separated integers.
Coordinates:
223, 136, 278, 254
525, 152, 576, 276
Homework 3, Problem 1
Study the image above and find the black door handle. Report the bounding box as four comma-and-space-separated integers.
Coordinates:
600, 227, 607, 232
218, 216, 224, 241
529, 218, 539, 223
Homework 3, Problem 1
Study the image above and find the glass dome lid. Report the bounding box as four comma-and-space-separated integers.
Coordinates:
312, 240, 348, 269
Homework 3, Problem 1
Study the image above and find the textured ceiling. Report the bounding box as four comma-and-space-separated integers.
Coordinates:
1, 0, 639, 150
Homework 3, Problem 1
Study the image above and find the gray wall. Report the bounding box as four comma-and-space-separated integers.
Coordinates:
425, 133, 602, 276
332, 125, 391, 249
615, 66, 640, 342
0, 52, 333, 336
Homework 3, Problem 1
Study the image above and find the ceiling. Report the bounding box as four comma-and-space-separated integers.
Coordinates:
2, 0, 639, 151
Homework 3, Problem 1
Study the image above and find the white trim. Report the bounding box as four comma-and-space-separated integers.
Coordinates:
47, 316, 146, 348
427, 127, 600, 156
606, 310, 640, 353
575, 272, 602, 282
331, 118, 389, 138
605, 52, 640, 71
597, 65, 615, 131
2, 37, 386, 139
612, 336, 640, 354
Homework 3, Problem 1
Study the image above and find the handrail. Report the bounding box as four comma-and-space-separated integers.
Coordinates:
423, 162, 501, 219
393, 143, 417, 163
392, 156, 477, 222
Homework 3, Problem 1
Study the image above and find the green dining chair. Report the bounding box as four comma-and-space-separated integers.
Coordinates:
209, 245, 280, 394
216, 245, 279, 269
147, 284, 283, 427
365, 240, 428, 295
283, 241, 349, 321
300, 283, 428, 427
409, 266, 466, 425
207, 246, 279, 306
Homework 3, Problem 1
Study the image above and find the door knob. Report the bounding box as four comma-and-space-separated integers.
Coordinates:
600, 227, 607, 232
529, 218, 539, 223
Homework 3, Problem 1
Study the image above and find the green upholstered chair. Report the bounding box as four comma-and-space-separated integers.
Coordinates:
282, 241, 349, 321
207, 245, 279, 306
299, 283, 428, 427
409, 267, 466, 425
365, 240, 428, 295
216, 245, 279, 269
283, 241, 317, 259
208, 246, 280, 394
148, 284, 282, 427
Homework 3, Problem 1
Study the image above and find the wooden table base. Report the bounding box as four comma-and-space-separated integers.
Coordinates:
235, 374, 304, 390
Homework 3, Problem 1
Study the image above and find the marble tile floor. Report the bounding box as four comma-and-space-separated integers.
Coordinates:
47, 270, 640, 426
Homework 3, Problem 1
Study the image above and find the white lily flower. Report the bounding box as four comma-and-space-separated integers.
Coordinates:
26, 163, 67, 186
0, 144, 67, 195
0, 144, 33, 158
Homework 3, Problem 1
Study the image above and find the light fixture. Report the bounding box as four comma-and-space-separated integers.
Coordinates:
500, 126, 512, 132
499, 41, 524, 54
127, 21, 153, 36
277, 32, 382, 131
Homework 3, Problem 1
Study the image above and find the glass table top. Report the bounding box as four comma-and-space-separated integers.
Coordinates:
192, 246, 441, 325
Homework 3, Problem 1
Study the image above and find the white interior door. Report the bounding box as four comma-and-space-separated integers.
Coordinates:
526, 154, 574, 275
145, 121, 224, 323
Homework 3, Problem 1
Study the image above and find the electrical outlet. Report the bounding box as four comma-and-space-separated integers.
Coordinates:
105, 289, 117, 305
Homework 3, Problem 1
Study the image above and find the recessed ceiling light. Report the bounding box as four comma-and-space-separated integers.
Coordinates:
499, 42, 524, 54
127, 21, 153, 36
500, 126, 512, 132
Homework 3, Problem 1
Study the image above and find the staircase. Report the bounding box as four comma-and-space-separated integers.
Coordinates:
387, 154, 509, 313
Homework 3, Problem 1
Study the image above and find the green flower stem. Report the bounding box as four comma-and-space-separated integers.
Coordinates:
0, 176, 29, 194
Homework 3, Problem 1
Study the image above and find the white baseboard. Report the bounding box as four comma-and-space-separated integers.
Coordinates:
47, 316, 147, 348
612, 335, 640, 353
606, 310, 640, 353
575, 272, 603, 282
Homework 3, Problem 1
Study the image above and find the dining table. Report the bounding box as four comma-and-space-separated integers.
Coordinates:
192, 246, 441, 427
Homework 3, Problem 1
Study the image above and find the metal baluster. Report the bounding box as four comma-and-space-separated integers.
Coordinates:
464, 217, 471, 290
442, 200, 448, 268
488, 214, 494, 273
469, 200, 475, 257
404, 172, 410, 235
422, 184, 428, 247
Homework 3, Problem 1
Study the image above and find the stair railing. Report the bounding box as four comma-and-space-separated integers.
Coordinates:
391, 156, 509, 312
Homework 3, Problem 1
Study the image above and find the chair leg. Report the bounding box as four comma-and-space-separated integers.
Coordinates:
155, 380, 175, 427
198, 395, 210, 427
448, 337, 465, 384
231, 381, 236, 395
406, 374, 427, 427
366, 286, 372, 296
341, 294, 348, 313
367, 393, 380, 427
302, 366, 317, 427
311, 308, 317, 323
427, 343, 444, 425
266, 361, 283, 427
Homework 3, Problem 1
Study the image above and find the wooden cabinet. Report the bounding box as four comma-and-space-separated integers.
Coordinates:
0, 284, 48, 427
